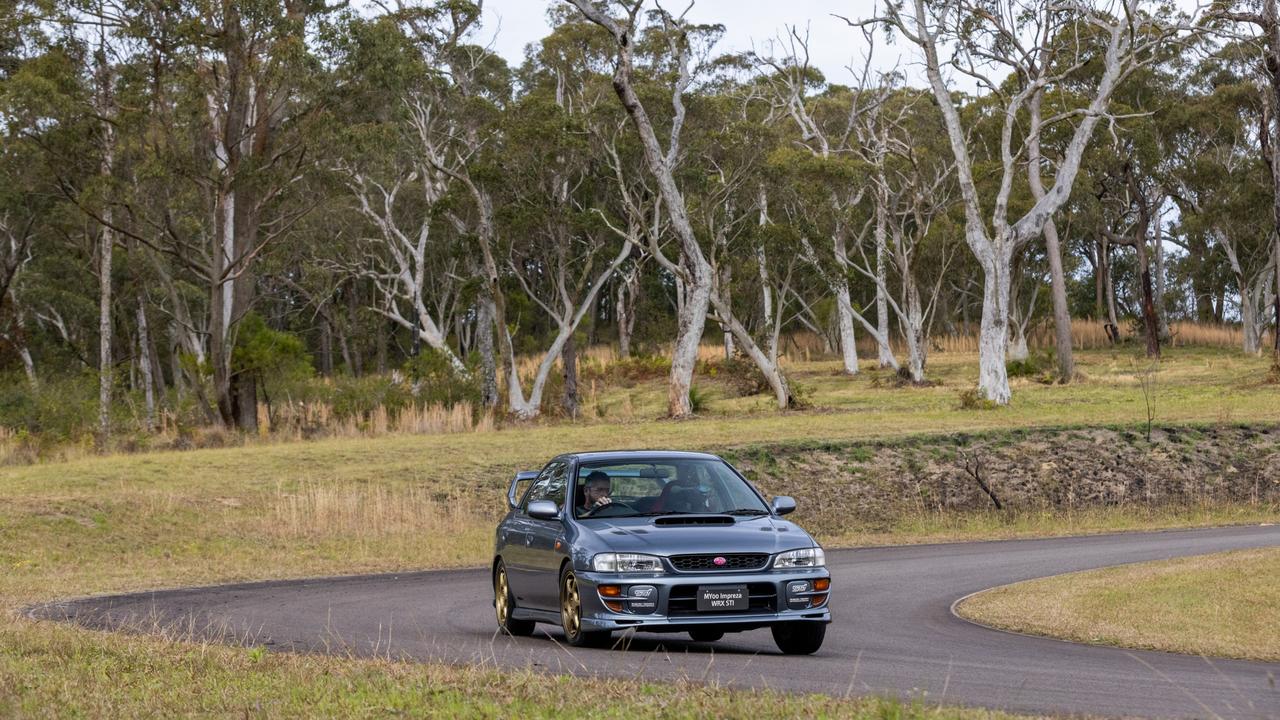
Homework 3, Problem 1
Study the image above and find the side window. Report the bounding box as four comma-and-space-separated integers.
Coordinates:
545, 462, 568, 508
523, 461, 567, 511
519, 464, 556, 512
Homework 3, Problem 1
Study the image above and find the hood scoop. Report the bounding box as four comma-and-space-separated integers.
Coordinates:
653, 514, 734, 526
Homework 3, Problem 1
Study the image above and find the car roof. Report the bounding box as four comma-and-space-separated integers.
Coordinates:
566, 450, 724, 463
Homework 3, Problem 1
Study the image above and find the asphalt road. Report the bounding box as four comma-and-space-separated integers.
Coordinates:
31, 525, 1280, 719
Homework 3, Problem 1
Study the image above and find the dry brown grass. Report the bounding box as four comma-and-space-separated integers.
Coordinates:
956, 547, 1280, 662
264, 401, 493, 439
0, 612, 1042, 720
269, 482, 476, 540
932, 320, 1249, 354
516, 322, 1253, 377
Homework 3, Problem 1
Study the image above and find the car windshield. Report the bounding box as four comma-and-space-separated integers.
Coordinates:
573, 458, 769, 519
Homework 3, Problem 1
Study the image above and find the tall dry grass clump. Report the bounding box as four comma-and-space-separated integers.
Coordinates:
270, 482, 476, 540
933, 320, 1244, 354
267, 401, 491, 440
393, 403, 493, 434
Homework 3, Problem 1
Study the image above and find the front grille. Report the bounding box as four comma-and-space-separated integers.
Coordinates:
669, 553, 769, 572
667, 583, 778, 616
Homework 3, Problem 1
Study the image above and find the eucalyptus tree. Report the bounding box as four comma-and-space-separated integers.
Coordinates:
497, 28, 636, 419
567, 0, 798, 412
1164, 48, 1277, 354
1210, 0, 1280, 354
565, 0, 715, 416
568, 0, 803, 407
673, 73, 807, 404
855, 0, 1174, 403
380, 1, 532, 412
0, 7, 55, 389
324, 13, 470, 374
749, 30, 900, 375
74, 0, 330, 430
865, 97, 958, 381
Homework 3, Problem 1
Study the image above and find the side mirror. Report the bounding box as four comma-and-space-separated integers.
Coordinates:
527, 500, 561, 520
508, 470, 540, 509
771, 496, 797, 516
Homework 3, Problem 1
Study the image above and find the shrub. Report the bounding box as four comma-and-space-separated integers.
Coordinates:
402, 349, 481, 407
0, 371, 99, 444
789, 379, 815, 410
702, 357, 770, 397
582, 355, 670, 386
688, 384, 710, 413
957, 387, 998, 411
326, 375, 415, 420
1006, 349, 1058, 385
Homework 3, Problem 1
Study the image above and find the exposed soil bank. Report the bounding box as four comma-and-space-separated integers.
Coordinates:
719, 424, 1280, 535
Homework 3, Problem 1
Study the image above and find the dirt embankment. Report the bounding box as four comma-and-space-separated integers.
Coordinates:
720, 424, 1280, 535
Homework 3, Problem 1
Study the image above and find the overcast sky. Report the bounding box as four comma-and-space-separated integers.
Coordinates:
478, 1, 908, 85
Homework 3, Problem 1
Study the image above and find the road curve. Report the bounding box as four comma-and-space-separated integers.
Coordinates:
30, 525, 1280, 719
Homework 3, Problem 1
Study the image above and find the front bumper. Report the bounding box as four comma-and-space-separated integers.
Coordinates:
574, 567, 831, 633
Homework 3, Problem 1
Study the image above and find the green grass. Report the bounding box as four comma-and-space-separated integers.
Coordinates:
1, 346, 1276, 717
955, 547, 1280, 661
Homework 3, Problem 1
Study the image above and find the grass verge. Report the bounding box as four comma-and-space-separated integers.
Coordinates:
954, 547, 1280, 662
0, 615, 1035, 719
1, 347, 1276, 716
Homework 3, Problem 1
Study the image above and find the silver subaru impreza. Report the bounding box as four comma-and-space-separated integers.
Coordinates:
492, 450, 831, 654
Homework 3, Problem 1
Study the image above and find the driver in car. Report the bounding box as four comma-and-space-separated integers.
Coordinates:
578, 471, 613, 514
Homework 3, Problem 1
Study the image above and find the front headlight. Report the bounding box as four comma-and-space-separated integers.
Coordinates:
773, 547, 825, 569
591, 552, 663, 573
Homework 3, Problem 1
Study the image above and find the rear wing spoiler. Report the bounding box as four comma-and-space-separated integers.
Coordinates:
507, 471, 540, 508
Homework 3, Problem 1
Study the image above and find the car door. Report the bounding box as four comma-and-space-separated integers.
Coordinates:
503, 465, 554, 605
523, 460, 570, 610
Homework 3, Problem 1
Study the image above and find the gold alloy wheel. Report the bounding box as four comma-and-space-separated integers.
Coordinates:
495, 567, 510, 625
561, 573, 581, 638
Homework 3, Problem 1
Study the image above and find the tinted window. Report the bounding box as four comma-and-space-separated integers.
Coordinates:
524, 461, 567, 511
519, 463, 556, 511
574, 458, 768, 518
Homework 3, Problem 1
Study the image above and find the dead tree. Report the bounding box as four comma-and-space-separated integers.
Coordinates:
850, 0, 1173, 403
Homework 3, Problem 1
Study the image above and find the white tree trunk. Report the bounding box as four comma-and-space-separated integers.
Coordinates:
95, 40, 115, 443
1154, 211, 1172, 342
1007, 326, 1029, 361
98, 217, 113, 442
506, 240, 634, 419
708, 292, 791, 409
1242, 288, 1261, 355
10, 300, 36, 389
834, 285, 860, 375
1027, 92, 1075, 380
874, 194, 895, 367
567, 0, 714, 417
901, 281, 926, 383
978, 253, 1013, 404
670, 271, 711, 415
137, 299, 156, 431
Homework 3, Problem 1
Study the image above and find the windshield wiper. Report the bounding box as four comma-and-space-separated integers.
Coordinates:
724, 508, 769, 516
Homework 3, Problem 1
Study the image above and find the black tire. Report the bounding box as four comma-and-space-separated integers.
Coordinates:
494, 560, 535, 637
688, 628, 724, 643
771, 621, 825, 655
559, 567, 613, 648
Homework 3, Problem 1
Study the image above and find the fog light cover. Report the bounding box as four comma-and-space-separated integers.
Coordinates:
627, 584, 658, 613
787, 580, 811, 609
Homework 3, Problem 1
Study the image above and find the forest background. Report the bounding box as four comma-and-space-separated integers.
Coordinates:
1, 0, 1279, 459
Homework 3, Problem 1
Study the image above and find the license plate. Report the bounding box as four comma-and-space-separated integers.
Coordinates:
696, 584, 748, 612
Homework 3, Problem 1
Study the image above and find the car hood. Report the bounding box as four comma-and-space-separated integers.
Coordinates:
584, 515, 816, 556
